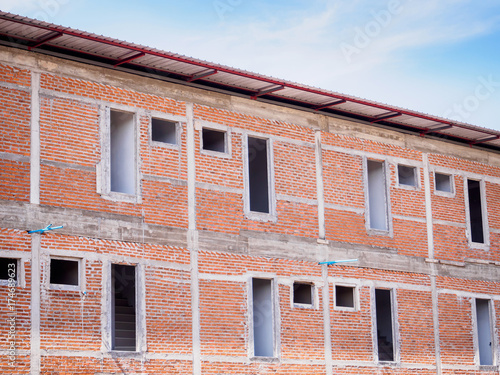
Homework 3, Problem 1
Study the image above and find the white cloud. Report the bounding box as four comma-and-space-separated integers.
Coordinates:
0, 0, 39, 12
0, 0, 74, 22
1, 0, 498, 129
178, 0, 496, 74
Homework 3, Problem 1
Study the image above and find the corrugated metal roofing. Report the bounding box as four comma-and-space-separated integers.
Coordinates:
0, 11, 498, 151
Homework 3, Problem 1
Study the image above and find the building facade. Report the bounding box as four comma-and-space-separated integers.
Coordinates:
1, 13, 500, 375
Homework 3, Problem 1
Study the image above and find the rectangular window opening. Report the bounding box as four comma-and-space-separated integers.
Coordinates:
435, 173, 452, 193
0, 258, 17, 281
375, 289, 395, 362
50, 258, 79, 286
335, 285, 355, 308
202, 128, 226, 152
467, 179, 485, 244
476, 298, 493, 366
112, 264, 136, 351
293, 282, 312, 305
248, 137, 270, 213
152, 118, 177, 145
367, 160, 388, 231
110, 110, 135, 195
398, 165, 417, 187
252, 278, 274, 357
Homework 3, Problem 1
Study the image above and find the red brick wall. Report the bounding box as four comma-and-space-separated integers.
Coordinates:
438, 293, 475, 366
0, 56, 500, 375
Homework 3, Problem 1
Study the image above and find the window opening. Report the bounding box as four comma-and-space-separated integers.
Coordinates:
0, 258, 17, 281
112, 264, 136, 351
152, 118, 176, 144
398, 165, 417, 187
202, 128, 226, 152
476, 299, 493, 365
293, 282, 312, 305
435, 173, 452, 193
110, 110, 135, 194
335, 285, 355, 308
367, 160, 388, 231
248, 137, 270, 213
50, 259, 78, 286
252, 278, 274, 357
375, 289, 394, 362
467, 179, 485, 243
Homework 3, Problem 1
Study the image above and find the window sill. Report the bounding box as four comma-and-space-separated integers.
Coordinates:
250, 356, 279, 363
245, 211, 277, 223
334, 306, 357, 312
366, 228, 392, 237
200, 148, 231, 158
109, 350, 141, 358
293, 303, 314, 309
101, 191, 141, 204
478, 365, 498, 371
434, 190, 455, 198
49, 284, 81, 292
0, 280, 18, 287
396, 183, 419, 191
469, 241, 490, 251
377, 360, 397, 365
151, 140, 179, 150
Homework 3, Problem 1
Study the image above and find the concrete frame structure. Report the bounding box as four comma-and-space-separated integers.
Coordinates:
1, 15, 500, 375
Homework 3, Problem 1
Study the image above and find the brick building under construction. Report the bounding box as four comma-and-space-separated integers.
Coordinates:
1, 12, 500, 375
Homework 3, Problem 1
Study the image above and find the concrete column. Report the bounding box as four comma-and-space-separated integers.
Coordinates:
431, 274, 442, 374
30, 71, 42, 374
186, 103, 201, 375
315, 130, 326, 240
30, 233, 41, 375
423, 153, 441, 374
187, 103, 196, 233
322, 265, 332, 375
30, 72, 40, 204
423, 153, 434, 259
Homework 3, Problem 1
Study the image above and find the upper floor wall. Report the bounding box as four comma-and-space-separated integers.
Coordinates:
0, 47, 499, 264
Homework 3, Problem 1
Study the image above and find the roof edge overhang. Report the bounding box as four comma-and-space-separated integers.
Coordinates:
0, 11, 499, 153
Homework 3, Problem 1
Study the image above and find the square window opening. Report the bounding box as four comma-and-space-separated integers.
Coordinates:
151, 118, 177, 145
50, 259, 79, 286
0, 258, 17, 281
398, 165, 417, 187
435, 173, 452, 193
202, 128, 226, 152
293, 282, 312, 305
335, 285, 355, 308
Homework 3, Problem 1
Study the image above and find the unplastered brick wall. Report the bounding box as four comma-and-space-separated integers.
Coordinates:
429, 153, 500, 263
193, 103, 319, 238
198, 250, 326, 362
0, 48, 500, 375
0, 229, 31, 374
32, 233, 193, 370
0, 69, 31, 202
0, 57, 498, 257
330, 284, 373, 362
37, 73, 190, 225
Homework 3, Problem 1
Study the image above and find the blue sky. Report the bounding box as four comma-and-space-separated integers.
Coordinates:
1, 0, 499, 130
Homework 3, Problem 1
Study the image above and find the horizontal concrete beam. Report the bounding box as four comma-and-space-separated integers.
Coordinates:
2, 200, 500, 281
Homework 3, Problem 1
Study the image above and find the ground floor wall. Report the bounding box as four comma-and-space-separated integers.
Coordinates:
1, 227, 500, 374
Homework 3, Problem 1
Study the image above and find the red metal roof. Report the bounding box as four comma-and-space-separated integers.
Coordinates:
0, 11, 499, 151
